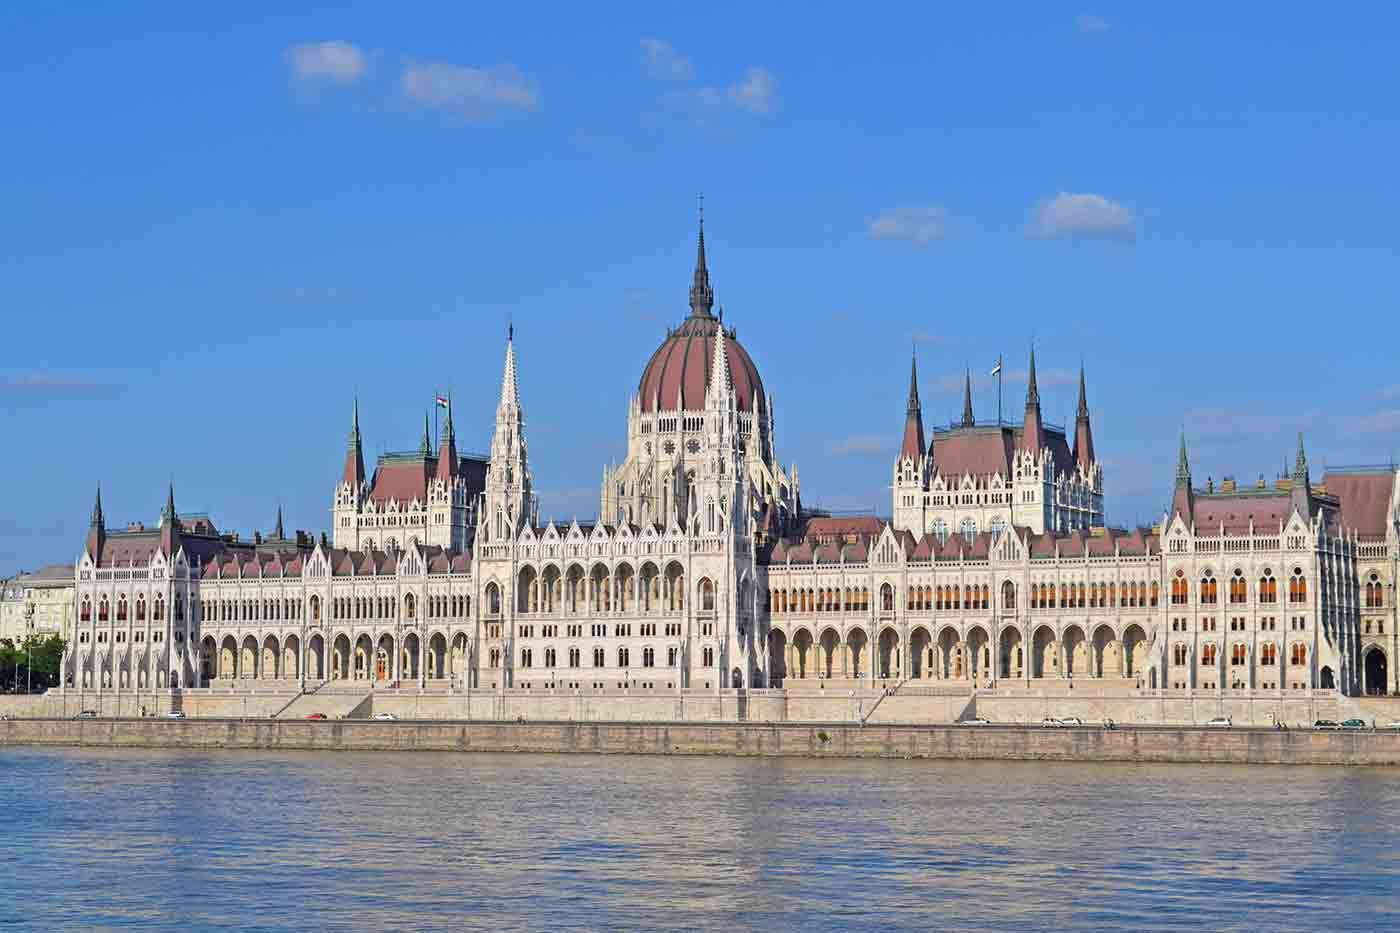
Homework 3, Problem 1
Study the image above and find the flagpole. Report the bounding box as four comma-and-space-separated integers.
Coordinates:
997, 356, 1003, 426
434, 388, 439, 450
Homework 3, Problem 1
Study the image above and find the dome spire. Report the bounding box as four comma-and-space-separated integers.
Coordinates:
689, 195, 714, 319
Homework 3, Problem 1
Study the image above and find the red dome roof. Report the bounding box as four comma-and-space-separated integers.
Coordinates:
638, 315, 765, 413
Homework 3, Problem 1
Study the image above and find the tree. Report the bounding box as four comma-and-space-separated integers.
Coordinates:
0, 634, 65, 692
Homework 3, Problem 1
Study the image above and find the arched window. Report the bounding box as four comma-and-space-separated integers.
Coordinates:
404, 594, 415, 619
1229, 570, 1247, 604
959, 518, 977, 543
153, 595, 165, 621
1202, 643, 1217, 666
881, 583, 894, 612
1261, 643, 1277, 666
1171, 571, 1187, 605
932, 519, 949, 545
698, 578, 715, 612
116, 594, 128, 621
1291, 642, 1307, 666
1367, 573, 1384, 608
1173, 644, 1188, 665
1290, 569, 1307, 604
1231, 643, 1247, 666
1150, 581, 1159, 607
1259, 570, 1277, 604
80, 596, 91, 622
1200, 571, 1217, 605
981, 584, 990, 610
989, 517, 1007, 536
486, 582, 501, 615
1002, 581, 1016, 610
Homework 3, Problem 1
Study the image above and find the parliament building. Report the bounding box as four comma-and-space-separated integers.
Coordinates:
63, 221, 1400, 710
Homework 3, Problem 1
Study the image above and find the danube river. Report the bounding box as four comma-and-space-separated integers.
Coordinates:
5, 748, 1399, 931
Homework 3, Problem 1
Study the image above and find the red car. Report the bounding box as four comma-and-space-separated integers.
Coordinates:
305, 713, 328, 720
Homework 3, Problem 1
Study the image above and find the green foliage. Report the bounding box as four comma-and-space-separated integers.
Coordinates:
0, 634, 65, 692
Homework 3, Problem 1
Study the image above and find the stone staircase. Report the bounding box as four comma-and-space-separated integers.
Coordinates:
274, 683, 373, 720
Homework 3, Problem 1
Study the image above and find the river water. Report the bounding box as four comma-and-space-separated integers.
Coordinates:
3, 748, 1398, 931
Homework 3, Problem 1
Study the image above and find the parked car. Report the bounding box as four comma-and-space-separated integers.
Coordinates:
1314, 719, 1341, 730
1102, 719, 1117, 730
73, 710, 98, 719
1340, 719, 1368, 730
1040, 717, 1061, 727
958, 717, 992, 726
1385, 721, 1400, 730
305, 713, 328, 720
1056, 717, 1084, 727
1205, 716, 1232, 728
373, 712, 399, 721
160, 711, 185, 720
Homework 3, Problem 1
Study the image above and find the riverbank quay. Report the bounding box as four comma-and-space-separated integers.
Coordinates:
5, 718, 1400, 765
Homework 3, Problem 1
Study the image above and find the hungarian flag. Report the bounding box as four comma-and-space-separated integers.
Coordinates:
989, 357, 1002, 377
435, 395, 449, 409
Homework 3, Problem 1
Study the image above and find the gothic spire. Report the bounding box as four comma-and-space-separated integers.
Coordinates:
1073, 364, 1095, 471
899, 352, 926, 463
1293, 432, 1309, 484
161, 481, 177, 524
1025, 347, 1041, 407
1290, 432, 1313, 519
501, 325, 521, 411
1171, 431, 1195, 525
274, 506, 285, 540
436, 393, 459, 483
86, 484, 106, 561
343, 397, 366, 488
1021, 347, 1044, 452
961, 367, 974, 427
688, 202, 715, 319
708, 319, 732, 404
1176, 432, 1191, 485
90, 484, 103, 528
420, 411, 431, 456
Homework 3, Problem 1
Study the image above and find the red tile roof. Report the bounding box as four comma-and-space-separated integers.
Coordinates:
1323, 471, 1394, 538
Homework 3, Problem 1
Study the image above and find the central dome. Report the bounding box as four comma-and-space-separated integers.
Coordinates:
638, 315, 765, 413
638, 219, 765, 413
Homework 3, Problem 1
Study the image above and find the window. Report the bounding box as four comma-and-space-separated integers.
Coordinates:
593, 647, 605, 668
1171, 571, 1188, 606
668, 647, 678, 666
932, 519, 949, 545
643, 647, 655, 667
1230, 570, 1247, 604
1290, 643, 1307, 666
703, 646, 714, 667
1173, 644, 1188, 665
1200, 571, 1217, 605
1259, 571, 1277, 604
1002, 581, 1016, 610
1289, 570, 1307, 604
618, 647, 630, 667
959, 517, 977, 542
1261, 643, 1277, 666
698, 578, 715, 612
569, 648, 580, 667
1231, 644, 1247, 667
1202, 644, 1217, 666
1366, 573, 1384, 608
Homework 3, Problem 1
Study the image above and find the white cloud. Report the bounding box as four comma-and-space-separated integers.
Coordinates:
828, 434, 891, 456
1077, 13, 1110, 33
640, 39, 693, 81
729, 67, 776, 113
1027, 191, 1135, 241
401, 61, 537, 118
285, 40, 368, 85
868, 206, 950, 246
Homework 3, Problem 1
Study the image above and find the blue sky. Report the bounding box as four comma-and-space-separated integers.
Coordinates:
4, 3, 1400, 573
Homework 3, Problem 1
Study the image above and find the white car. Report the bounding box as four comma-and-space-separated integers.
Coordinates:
1056, 717, 1084, 727
1386, 721, 1400, 730
1205, 716, 1232, 728
160, 711, 185, 719
958, 717, 992, 726
373, 712, 399, 721
1040, 717, 1061, 728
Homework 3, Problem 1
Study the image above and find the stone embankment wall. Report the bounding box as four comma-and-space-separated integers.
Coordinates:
3, 718, 1400, 765
5, 686, 1342, 728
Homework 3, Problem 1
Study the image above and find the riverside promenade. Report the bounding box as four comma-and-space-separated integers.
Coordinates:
5, 718, 1400, 765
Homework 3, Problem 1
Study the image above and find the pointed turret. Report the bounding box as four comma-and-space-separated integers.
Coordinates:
420, 411, 431, 456
85, 484, 105, 561
343, 398, 366, 488
899, 352, 925, 462
1073, 364, 1095, 472
1021, 348, 1044, 453
688, 208, 715, 319
1171, 432, 1194, 524
159, 482, 181, 557
1290, 432, 1313, 519
436, 393, 458, 483
273, 506, 285, 540
501, 324, 521, 410
707, 320, 732, 403
961, 367, 974, 428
